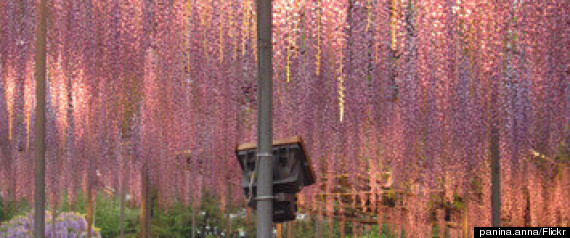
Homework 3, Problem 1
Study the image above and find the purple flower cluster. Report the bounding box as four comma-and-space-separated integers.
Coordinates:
0, 211, 101, 238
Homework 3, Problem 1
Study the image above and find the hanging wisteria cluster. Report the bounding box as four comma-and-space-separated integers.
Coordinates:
0, 0, 568, 235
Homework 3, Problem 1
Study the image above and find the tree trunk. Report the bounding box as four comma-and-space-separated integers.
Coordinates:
87, 186, 93, 238
65, 37, 75, 219
93, 198, 97, 229
51, 203, 56, 238
340, 215, 345, 238
34, 0, 48, 236
141, 0, 154, 234
120, 171, 126, 238
352, 221, 358, 238
523, 162, 531, 227
376, 208, 382, 237
225, 180, 231, 237
86, 95, 96, 238
286, 221, 293, 238
490, 84, 501, 227
140, 166, 151, 238
315, 215, 319, 238
119, 137, 131, 238
0, 55, 15, 203
328, 217, 333, 236
298, 213, 302, 234
276, 223, 283, 238
462, 198, 469, 238
191, 203, 196, 238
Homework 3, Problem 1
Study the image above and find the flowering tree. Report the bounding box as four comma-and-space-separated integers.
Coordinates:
0, 0, 567, 236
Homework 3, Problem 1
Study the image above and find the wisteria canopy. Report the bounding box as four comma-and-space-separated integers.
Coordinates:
0, 0, 568, 236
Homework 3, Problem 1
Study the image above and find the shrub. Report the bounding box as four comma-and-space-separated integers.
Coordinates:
0, 211, 101, 238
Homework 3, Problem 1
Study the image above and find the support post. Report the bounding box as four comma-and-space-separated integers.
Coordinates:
352, 221, 358, 237
256, 0, 273, 236
51, 203, 56, 238
462, 198, 469, 238
119, 168, 126, 238
377, 206, 385, 237
34, 0, 48, 237
340, 215, 345, 238
286, 221, 294, 238
140, 166, 151, 238
87, 187, 93, 238
226, 183, 231, 237
191, 203, 196, 238
315, 215, 320, 238
276, 223, 283, 238
490, 80, 501, 227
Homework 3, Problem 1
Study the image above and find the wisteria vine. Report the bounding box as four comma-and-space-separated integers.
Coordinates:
0, 0, 568, 234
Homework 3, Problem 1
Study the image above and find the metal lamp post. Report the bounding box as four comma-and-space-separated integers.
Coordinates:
256, 0, 273, 236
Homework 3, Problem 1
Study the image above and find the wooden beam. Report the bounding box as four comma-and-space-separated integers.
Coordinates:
236, 136, 303, 151
316, 189, 411, 196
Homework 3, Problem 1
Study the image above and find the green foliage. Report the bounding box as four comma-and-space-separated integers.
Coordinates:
452, 194, 464, 210
360, 225, 381, 238
1, 192, 456, 238
431, 224, 440, 238
555, 141, 569, 163
0, 198, 29, 222
381, 223, 393, 238
150, 202, 197, 238
94, 194, 139, 238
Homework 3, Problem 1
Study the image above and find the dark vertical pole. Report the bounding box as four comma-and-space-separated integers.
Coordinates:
140, 0, 153, 236
226, 183, 231, 237
87, 110, 94, 238
119, 139, 129, 238
462, 198, 469, 237
490, 79, 501, 227
340, 215, 345, 238
51, 203, 56, 238
256, 0, 273, 236
87, 184, 93, 238
145, 166, 151, 238
140, 165, 151, 238
34, 0, 48, 237
191, 203, 196, 238
119, 163, 125, 238
315, 215, 319, 238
